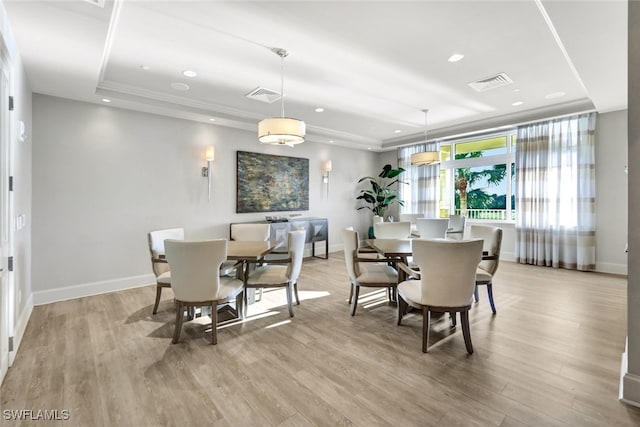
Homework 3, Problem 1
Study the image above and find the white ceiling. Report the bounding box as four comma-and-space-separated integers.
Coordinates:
3, 0, 627, 151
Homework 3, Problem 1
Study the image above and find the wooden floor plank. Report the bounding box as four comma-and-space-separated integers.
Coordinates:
2, 255, 640, 426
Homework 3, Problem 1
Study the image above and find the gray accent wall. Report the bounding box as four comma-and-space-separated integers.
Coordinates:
32, 94, 377, 297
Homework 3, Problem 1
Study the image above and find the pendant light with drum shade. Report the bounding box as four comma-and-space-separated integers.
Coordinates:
258, 48, 305, 146
411, 109, 440, 166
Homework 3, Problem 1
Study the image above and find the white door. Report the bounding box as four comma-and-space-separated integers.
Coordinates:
0, 61, 10, 384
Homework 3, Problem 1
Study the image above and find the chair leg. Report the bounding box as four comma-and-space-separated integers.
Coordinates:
172, 302, 184, 344
487, 283, 496, 314
422, 307, 430, 353
350, 285, 360, 316
473, 285, 479, 303
397, 295, 406, 325
243, 287, 249, 318
348, 282, 354, 304
153, 285, 162, 315
461, 309, 474, 354
450, 312, 457, 327
211, 303, 218, 345
236, 290, 244, 320
387, 287, 392, 301
294, 281, 300, 305
286, 284, 295, 317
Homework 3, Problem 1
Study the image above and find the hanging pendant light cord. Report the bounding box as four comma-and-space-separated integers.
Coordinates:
423, 108, 429, 144
280, 53, 285, 118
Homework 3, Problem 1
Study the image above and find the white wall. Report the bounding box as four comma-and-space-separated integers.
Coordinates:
32, 94, 378, 303
10, 49, 31, 354
595, 109, 628, 275
0, 1, 33, 365
622, 0, 640, 406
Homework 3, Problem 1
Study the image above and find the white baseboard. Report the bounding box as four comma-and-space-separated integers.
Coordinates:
596, 262, 628, 275
620, 338, 640, 407
33, 273, 155, 306
9, 292, 33, 366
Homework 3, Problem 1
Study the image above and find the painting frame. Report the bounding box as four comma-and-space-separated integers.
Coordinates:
236, 151, 309, 213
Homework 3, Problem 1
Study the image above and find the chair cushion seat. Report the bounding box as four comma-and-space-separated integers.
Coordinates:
218, 277, 244, 300
157, 271, 171, 285
398, 280, 422, 305
247, 265, 288, 286
357, 264, 397, 284
398, 279, 474, 307
475, 268, 493, 283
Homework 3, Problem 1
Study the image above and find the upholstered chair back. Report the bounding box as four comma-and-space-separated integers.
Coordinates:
148, 228, 184, 276
469, 225, 503, 275
416, 218, 449, 239
411, 239, 483, 307
286, 230, 307, 283
373, 221, 411, 239
165, 239, 226, 302
231, 223, 271, 242
341, 227, 361, 280
447, 215, 466, 240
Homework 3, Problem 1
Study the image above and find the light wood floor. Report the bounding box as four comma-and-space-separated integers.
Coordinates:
2, 254, 640, 426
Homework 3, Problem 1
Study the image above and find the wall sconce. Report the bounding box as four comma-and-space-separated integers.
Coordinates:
202, 146, 214, 200
322, 160, 332, 197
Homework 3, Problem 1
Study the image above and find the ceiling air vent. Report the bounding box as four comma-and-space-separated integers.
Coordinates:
468, 73, 513, 92
83, 0, 106, 7
246, 87, 281, 104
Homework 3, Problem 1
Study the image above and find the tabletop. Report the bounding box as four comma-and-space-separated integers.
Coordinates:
365, 238, 490, 259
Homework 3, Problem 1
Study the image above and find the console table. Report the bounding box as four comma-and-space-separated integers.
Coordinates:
230, 217, 329, 259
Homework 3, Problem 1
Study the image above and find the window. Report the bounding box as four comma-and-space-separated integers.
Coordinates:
440, 131, 516, 221
400, 130, 516, 221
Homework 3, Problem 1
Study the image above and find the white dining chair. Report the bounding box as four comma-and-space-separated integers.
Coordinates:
342, 227, 398, 316
147, 227, 184, 315
244, 230, 306, 318
164, 239, 244, 345
397, 238, 483, 353
469, 225, 503, 314
416, 218, 449, 239
373, 221, 411, 239
447, 215, 466, 240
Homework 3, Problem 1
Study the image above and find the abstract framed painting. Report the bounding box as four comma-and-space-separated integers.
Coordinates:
236, 151, 309, 213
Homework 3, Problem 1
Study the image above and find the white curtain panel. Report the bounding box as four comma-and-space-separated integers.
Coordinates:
515, 112, 596, 271
398, 142, 439, 218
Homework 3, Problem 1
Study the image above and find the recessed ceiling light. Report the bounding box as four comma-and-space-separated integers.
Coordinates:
101, 98, 111, 103
367, 147, 372, 150
182, 70, 197, 78
448, 53, 464, 62
545, 91, 566, 99
315, 107, 324, 113
513, 88, 521, 93
140, 65, 150, 71
170, 82, 190, 91
208, 118, 216, 122
394, 130, 402, 134
329, 140, 334, 144
512, 101, 524, 106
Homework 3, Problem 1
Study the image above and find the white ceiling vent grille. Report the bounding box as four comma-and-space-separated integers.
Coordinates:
468, 73, 513, 92
84, 0, 106, 8
246, 87, 281, 104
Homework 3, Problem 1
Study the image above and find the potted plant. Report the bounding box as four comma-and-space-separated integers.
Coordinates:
356, 164, 407, 225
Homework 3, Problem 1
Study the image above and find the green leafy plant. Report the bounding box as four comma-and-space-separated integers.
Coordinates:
356, 164, 407, 219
